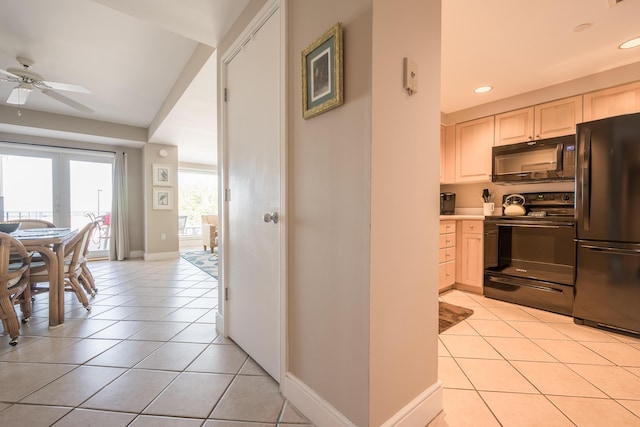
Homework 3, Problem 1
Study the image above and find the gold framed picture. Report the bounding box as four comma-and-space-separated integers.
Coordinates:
302, 22, 344, 119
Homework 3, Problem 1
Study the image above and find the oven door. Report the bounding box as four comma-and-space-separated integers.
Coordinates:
484, 219, 576, 285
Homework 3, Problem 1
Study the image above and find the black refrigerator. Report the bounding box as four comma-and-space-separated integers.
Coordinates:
574, 112, 640, 336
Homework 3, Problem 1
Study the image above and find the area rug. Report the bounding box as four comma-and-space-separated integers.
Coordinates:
439, 301, 474, 333
180, 250, 218, 279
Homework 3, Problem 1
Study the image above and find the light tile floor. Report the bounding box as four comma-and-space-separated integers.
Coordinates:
4, 258, 640, 426
0, 258, 312, 427
429, 289, 640, 427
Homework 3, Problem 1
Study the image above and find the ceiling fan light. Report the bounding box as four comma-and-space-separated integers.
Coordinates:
619, 37, 640, 49
474, 85, 493, 94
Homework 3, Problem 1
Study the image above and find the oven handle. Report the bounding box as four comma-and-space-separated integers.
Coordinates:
493, 222, 574, 228
487, 276, 564, 293
581, 245, 640, 256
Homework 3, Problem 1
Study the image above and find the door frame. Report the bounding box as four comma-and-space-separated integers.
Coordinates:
218, 0, 287, 383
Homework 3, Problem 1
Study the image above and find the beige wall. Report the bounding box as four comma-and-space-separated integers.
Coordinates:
288, 1, 373, 424
370, 0, 441, 424
143, 143, 179, 256
286, 0, 442, 425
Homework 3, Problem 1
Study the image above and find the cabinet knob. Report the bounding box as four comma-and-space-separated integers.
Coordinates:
446, 273, 451, 277
469, 224, 474, 229
477, 237, 481, 241
446, 253, 451, 257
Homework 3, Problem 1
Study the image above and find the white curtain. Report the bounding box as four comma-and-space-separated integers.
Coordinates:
109, 151, 130, 260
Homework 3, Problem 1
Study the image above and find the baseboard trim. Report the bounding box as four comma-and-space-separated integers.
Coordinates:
129, 250, 144, 259
143, 251, 179, 261
282, 373, 357, 427
381, 380, 443, 427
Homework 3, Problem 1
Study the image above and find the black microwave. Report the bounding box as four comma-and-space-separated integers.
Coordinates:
491, 135, 576, 184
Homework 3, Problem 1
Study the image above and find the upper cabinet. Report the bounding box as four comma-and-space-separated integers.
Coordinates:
583, 81, 640, 122
494, 107, 534, 146
494, 96, 583, 146
455, 116, 494, 183
440, 124, 455, 184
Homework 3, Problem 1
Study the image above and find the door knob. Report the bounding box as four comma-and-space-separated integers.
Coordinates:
263, 212, 279, 224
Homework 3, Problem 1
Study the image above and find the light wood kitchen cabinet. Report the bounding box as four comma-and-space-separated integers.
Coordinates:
583, 81, 640, 122
494, 96, 582, 146
535, 95, 583, 140
440, 124, 455, 184
455, 116, 494, 182
494, 107, 534, 146
456, 220, 483, 292
439, 220, 456, 291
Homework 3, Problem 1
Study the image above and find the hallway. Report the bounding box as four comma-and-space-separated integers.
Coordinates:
0, 258, 310, 426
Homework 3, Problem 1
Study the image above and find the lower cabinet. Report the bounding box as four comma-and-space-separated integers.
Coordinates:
439, 220, 456, 291
456, 220, 484, 293
438, 219, 484, 293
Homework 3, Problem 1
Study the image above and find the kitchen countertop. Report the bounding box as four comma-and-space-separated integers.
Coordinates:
440, 214, 486, 220
440, 207, 489, 220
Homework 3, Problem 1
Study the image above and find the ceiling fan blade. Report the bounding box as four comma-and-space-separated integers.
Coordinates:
41, 80, 91, 94
0, 68, 21, 80
41, 89, 93, 113
6, 86, 31, 105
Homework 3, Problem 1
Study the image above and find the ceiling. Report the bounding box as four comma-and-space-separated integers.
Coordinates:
1, 0, 640, 166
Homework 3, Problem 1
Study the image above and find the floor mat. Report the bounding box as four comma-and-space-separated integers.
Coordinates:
439, 301, 474, 333
180, 250, 218, 279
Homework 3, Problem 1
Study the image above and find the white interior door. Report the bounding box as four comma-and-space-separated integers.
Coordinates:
224, 7, 281, 380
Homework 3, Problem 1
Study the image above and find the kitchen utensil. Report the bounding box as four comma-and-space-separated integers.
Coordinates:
503, 194, 526, 216
482, 188, 490, 202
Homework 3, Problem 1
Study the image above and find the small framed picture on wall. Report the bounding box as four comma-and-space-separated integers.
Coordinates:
153, 164, 173, 186
153, 188, 173, 210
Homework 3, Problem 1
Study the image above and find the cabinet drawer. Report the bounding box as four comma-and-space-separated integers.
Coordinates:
439, 260, 456, 289
439, 246, 455, 263
439, 220, 456, 234
461, 220, 482, 234
439, 233, 455, 248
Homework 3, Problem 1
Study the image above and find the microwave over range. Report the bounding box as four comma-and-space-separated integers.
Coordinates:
492, 135, 576, 184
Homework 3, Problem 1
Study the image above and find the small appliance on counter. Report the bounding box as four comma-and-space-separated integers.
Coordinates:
440, 192, 455, 215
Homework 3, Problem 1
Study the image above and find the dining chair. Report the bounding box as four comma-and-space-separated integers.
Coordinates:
77, 221, 99, 297
0, 232, 33, 346
17, 219, 56, 229
30, 222, 93, 311
202, 214, 218, 253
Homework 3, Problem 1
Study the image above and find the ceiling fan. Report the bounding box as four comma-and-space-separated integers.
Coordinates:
0, 56, 93, 113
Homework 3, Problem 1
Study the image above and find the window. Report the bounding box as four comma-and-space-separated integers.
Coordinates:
178, 169, 218, 236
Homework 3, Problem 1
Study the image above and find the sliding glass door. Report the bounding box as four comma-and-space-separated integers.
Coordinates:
0, 143, 114, 257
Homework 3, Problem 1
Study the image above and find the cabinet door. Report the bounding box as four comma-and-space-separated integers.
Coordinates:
455, 116, 494, 183
583, 81, 640, 122
440, 125, 456, 184
457, 221, 483, 289
494, 107, 534, 146
440, 125, 445, 183
534, 95, 583, 139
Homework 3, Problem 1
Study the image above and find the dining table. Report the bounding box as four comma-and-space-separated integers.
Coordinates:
12, 227, 77, 327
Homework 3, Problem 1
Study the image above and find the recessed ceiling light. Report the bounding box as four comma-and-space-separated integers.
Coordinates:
620, 37, 640, 49
474, 86, 493, 94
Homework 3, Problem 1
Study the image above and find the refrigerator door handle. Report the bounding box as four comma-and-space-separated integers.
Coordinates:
581, 128, 592, 231
582, 244, 640, 256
